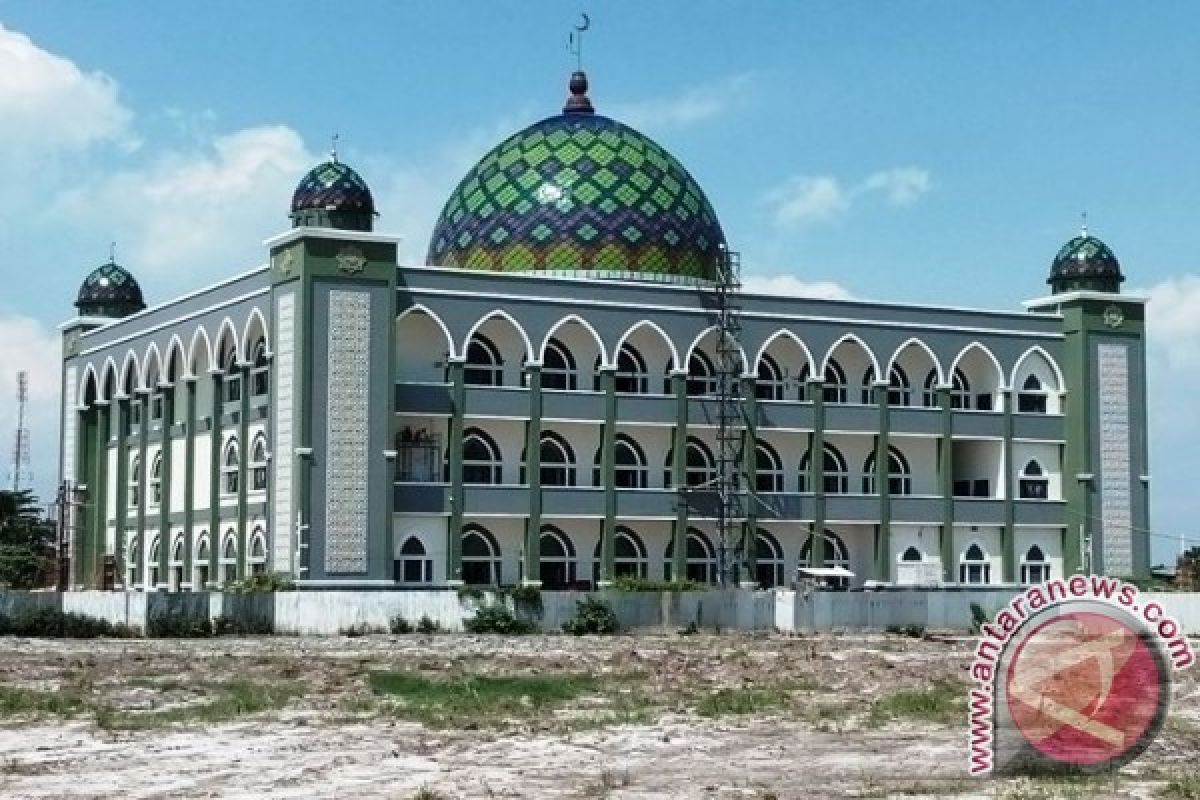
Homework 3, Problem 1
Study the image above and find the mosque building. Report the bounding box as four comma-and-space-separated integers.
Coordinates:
56, 69, 1150, 590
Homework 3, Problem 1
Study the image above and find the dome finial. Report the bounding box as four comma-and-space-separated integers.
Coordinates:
564, 14, 594, 114
109, 240, 117, 264
1081, 210, 1089, 238
330, 132, 339, 163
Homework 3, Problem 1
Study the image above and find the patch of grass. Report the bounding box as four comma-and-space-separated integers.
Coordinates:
94, 680, 300, 730
411, 786, 448, 800
1162, 772, 1200, 800
696, 686, 791, 718
999, 774, 1114, 800
368, 671, 597, 728
869, 680, 965, 725
0, 686, 84, 717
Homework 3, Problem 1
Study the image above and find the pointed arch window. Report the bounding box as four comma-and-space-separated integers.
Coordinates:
194, 533, 210, 588
595, 434, 647, 488
220, 531, 238, 584
862, 447, 912, 495
862, 364, 910, 406
249, 527, 267, 575
1021, 544, 1051, 584
1017, 375, 1048, 414
461, 429, 502, 485
126, 533, 142, 589
129, 455, 142, 507
148, 535, 162, 589
799, 531, 850, 588
901, 545, 923, 562
396, 535, 433, 584
664, 529, 718, 584
686, 351, 718, 397
1019, 459, 1049, 499
924, 368, 972, 409
755, 440, 784, 493
666, 438, 716, 488
756, 354, 786, 401
222, 347, 242, 403
150, 453, 163, 506
593, 526, 649, 579
541, 337, 577, 391
462, 525, 502, 586
170, 535, 186, 590
538, 526, 577, 589
222, 438, 240, 495
464, 334, 503, 386
251, 338, 270, 397
251, 433, 268, 491
755, 529, 785, 588
798, 444, 848, 494
522, 431, 576, 487
822, 359, 848, 404
959, 542, 990, 584
613, 344, 649, 394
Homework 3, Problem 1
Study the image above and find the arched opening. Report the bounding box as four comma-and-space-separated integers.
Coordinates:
924, 367, 972, 409
250, 338, 270, 398
862, 446, 912, 495
756, 354, 786, 401
862, 364, 910, 406
664, 529, 718, 584
170, 535, 186, 590
461, 428, 502, 485
820, 359, 848, 404
462, 525, 501, 586
148, 535, 162, 589
220, 531, 238, 585
221, 341, 241, 404
126, 533, 142, 589
595, 434, 648, 488
665, 437, 716, 488
395, 307, 454, 384
959, 542, 990, 585
755, 440, 784, 493
248, 528, 267, 575
755, 529, 785, 588
1018, 459, 1048, 499
1017, 375, 1048, 414
593, 527, 649, 579
541, 337, 577, 391
522, 431, 576, 487
222, 438, 240, 495
464, 333, 504, 386
798, 530, 850, 588
901, 546, 923, 562
686, 350, 717, 397
1021, 544, 1050, 584
251, 433, 268, 491
799, 444, 849, 494
396, 535, 433, 584
129, 455, 141, 508
951, 344, 1003, 411
538, 526, 577, 589
612, 343, 649, 394
756, 332, 810, 402
194, 533, 210, 589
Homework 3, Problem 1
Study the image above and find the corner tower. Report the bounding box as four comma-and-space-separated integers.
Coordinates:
1027, 227, 1149, 578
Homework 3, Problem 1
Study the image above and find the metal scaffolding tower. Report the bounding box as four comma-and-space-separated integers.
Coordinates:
713, 245, 744, 585
10, 371, 32, 492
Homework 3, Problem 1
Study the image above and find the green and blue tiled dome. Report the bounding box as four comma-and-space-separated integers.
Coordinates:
426, 72, 727, 283
1048, 229, 1124, 294
290, 157, 376, 231
75, 260, 145, 318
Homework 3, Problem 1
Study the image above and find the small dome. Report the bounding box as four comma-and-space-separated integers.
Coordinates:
76, 260, 145, 318
426, 71, 726, 283
1048, 232, 1124, 294
290, 158, 375, 231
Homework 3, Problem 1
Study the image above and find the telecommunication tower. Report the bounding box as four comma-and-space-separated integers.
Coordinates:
10, 371, 32, 492
713, 246, 745, 585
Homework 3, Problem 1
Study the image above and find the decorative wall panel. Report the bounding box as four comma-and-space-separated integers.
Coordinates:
62, 366, 77, 482
272, 292, 295, 573
1097, 342, 1132, 575
324, 290, 371, 573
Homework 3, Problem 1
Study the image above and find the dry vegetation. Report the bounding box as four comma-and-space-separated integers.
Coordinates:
0, 632, 1195, 798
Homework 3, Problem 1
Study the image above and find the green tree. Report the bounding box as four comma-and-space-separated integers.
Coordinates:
1178, 546, 1200, 591
0, 489, 56, 589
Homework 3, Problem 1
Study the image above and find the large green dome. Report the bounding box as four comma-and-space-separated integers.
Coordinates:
426, 72, 726, 283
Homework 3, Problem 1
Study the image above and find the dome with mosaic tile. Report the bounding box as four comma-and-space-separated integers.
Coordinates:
290, 156, 376, 231
426, 71, 727, 283
75, 259, 146, 319
1048, 227, 1124, 294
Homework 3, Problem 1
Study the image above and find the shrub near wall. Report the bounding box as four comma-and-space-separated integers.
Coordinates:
0, 608, 137, 638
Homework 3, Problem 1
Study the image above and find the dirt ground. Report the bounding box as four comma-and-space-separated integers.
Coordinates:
0, 632, 1196, 799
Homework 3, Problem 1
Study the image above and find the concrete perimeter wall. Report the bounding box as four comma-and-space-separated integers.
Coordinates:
2, 589, 1200, 635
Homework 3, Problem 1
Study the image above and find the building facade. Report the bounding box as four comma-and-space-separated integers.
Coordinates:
57, 71, 1151, 591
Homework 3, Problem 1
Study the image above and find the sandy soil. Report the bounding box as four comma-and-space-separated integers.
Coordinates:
0, 634, 1196, 799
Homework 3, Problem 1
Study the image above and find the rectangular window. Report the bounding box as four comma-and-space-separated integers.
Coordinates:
252, 370, 269, 397
225, 377, 242, 404
972, 479, 990, 498
224, 472, 239, 495
975, 394, 993, 411
1017, 393, 1046, 414
252, 467, 268, 491
150, 396, 163, 421
129, 487, 139, 507
129, 403, 142, 430
1019, 479, 1048, 500
952, 479, 972, 498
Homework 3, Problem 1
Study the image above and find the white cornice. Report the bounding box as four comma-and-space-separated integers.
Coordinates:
1024, 291, 1149, 309
263, 226, 403, 249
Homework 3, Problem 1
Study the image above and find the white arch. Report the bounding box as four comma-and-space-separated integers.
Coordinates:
462, 309, 534, 364
684, 325, 748, 372
396, 303, 456, 360
213, 316, 241, 367
249, 528, 268, 560
120, 349, 143, 394
540, 314, 608, 367
78, 362, 100, 408
100, 357, 120, 401
1009, 345, 1065, 393
188, 325, 213, 377
194, 531, 211, 561
142, 341, 163, 387
240, 306, 270, 359
612, 319, 681, 370
886, 337, 944, 386
163, 335, 187, 383
753, 329, 815, 374
948, 341, 1006, 389
820, 333, 881, 378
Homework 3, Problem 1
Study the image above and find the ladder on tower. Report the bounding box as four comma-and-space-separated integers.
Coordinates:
713, 246, 745, 586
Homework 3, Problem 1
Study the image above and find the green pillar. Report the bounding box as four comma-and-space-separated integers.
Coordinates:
113, 397, 129, 588
446, 358, 466, 584
740, 375, 758, 586
89, 404, 108, 588
134, 393, 150, 588
157, 387, 174, 589
938, 386, 955, 582
1002, 387, 1015, 582
670, 371, 688, 582
207, 372, 222, 587
182, 378, 197, 588
523, 364, 543, 586
236, 365, 251, 579
874, 383, 891, 581
808, 377, 827, 563
597, 366, 617, 586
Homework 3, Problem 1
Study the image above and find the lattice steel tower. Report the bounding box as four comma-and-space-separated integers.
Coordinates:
10, 371, 32, 492
713, 245, 745, 585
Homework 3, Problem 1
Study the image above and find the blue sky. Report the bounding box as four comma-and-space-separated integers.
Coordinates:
0, 3, 1196, 565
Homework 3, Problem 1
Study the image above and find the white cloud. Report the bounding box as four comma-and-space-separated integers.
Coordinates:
0, 316, 62, 503
0, 23, 132, 157
741, 274, 855, 301
765, 166, 932, 227
609, 73, 756, 134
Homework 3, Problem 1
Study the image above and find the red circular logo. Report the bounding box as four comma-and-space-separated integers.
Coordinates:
1005, 611, 1165, 766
